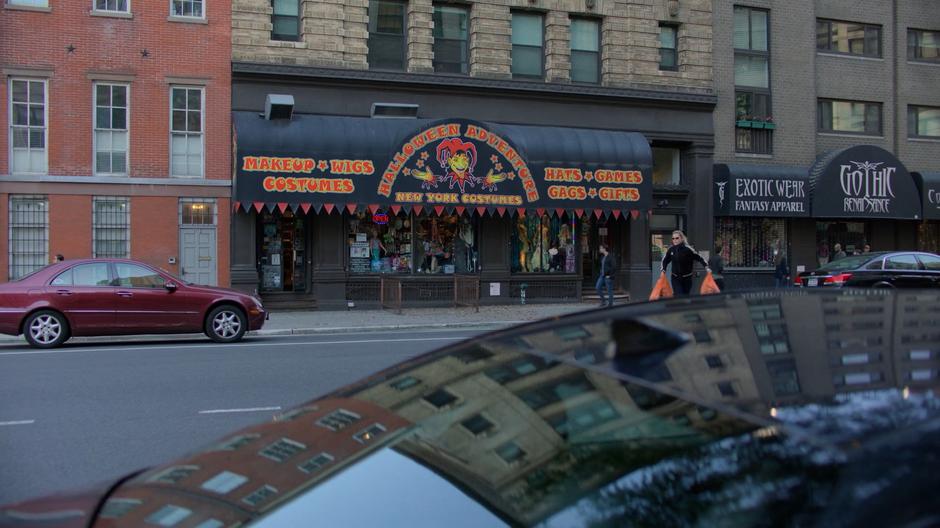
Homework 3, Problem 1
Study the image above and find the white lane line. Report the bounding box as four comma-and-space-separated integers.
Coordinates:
0, 336, 470, 356
0, 420, 35, 426
199, 406, 282, 415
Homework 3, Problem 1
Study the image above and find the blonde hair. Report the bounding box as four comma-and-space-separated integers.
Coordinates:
672, 230, 694, 250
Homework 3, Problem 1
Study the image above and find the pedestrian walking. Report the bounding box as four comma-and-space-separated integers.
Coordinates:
595, 243, 617, 307
708, 246, 725, 291
661, 230, 710, 296
773, 246, 790, 288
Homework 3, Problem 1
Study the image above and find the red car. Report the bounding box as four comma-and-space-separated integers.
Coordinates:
0, 259, 266, 348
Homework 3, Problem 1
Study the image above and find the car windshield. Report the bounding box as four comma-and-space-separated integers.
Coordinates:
818, 254, 873, 272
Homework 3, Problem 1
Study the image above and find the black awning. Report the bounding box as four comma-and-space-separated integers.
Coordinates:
713, 164, 810, 217
913, 172, 940, 220
232, 113, 652, 215
809, 145, 921, 220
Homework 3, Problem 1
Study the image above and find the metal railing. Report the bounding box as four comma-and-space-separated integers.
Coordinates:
454, 274, 480, 312
380, 275, 480, 313
510, 277, 581, 303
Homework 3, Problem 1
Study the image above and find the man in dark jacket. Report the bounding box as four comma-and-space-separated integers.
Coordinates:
661, 230, 709, 296
596, 244, 617, 307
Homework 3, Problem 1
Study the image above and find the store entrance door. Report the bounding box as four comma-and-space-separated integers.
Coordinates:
580, 217, 611, 288
650, 214, 686, 287
258, 209, 307, 292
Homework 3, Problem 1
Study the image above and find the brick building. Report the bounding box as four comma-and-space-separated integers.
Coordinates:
1, 0, 231, 285
711, 0, 940, 288
228, 0, 717, 308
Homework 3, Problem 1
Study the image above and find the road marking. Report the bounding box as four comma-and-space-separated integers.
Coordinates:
0, 336, 471, 356
0, 420, 35, 426
199, 406, 282, 415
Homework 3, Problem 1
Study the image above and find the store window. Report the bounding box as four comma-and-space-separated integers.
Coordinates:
917, 221, 940, 254
714, 218, 786, 268
348, 211, 413, 273
815, 221, 868, 266
511, 214, 576, 273
415, 214, 477, 274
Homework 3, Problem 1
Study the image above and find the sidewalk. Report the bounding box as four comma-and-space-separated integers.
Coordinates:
0, 302, 600, 344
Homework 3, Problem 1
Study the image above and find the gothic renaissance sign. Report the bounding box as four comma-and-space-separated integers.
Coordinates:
713, 164, 810, 217
809, 145, 921, 220
233, 116, 652, 214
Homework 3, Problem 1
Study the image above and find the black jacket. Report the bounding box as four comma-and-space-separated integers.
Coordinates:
599, 252, 618, 277
662, 243, 708, 278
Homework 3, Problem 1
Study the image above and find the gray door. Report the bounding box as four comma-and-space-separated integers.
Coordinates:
180, 227, 217, 285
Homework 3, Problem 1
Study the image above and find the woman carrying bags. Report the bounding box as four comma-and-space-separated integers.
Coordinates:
660, 230, 710, 296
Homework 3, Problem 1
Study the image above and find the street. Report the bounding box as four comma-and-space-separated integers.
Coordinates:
0, 329, 486, 505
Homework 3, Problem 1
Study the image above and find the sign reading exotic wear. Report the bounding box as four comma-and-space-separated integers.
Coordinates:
233, 116, 652, 213
713, 164, 810, 217
809, 145, 921, 219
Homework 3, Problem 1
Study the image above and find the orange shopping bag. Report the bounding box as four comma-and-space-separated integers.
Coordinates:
700, 271, 721, 295
649, 272, 674, 301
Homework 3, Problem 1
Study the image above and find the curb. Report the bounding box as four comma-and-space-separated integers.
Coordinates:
0, 320, 524, 346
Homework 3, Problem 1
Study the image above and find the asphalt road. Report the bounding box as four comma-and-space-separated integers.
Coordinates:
0, 329, 487, 505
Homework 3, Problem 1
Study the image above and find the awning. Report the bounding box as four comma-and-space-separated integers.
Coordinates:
913, 172, 940, 220
713, 164, 810, 217
809, 145, 921, 220
232, 113, 652, 217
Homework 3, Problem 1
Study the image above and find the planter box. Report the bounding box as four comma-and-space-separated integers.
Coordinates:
764, 122, 776, 130
736, 120, 752, 128
751, 121, 765, 129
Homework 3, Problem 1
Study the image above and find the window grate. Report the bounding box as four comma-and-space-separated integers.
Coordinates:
9, 195, 48, 280
93, 197, 130, 258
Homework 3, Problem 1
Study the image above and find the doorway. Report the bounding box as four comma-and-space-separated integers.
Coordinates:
258, 209, 308, 292
179, 199, 218, 286
650, 214, 685, 287
580, 216, 612, 288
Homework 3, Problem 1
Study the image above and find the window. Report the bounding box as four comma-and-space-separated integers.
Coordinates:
51, 263, 111, 287
151, 466, 202, 485
9, 78, 47, 174
99, 498, 141, 519
908, 106, 940, 138
242, 485, 278, 507
95, 0, 129, 13
659, 24, 678, 70
432, 5, 469, 74
917, 254, 940, 271
316, 409, 361, 431
170, 87, 203, 177
461, 414, 494, 435
172, 0, 203, 18
368, 0, 406, 70
705, 355, 724, 369
194, 521, 224, 528
415, 214, 476, 274
214, 434, 259, 451
714, 218, 785, 268
259, 438, 306, 462
92, 197, 130, 258
518, 375, 593, 410
7, 0, 48, 6
485, 356, 555, 384
908, 29, 939, 62
767, 359, 800, 395
511, 12, 543, 79
390, 376, 420, 390
734, 7, 771, 155
511, 214, 576, 273
271, 0, 299, 41
9, 195, 47, 280
547, 399, 618, 439
717, 381, 737, 397
298, 453, 334, 473
353, 423, 386, 443
495, 441, 526, 464
93, 84, 128, 175
348, 211, 412, 273
652, 148, 680, 185
885, 254, 920, 270
180, 199, 217, 225
693, 329, 712, 343
570, 18, 600, 83
423, 388, 458, 408
113, 263, 164, 288
818, 99, 882, 135
145, 505, 192, 527
816, 19, 882, 57
201, 471, 248, 494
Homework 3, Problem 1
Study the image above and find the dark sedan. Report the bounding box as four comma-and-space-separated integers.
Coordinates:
1, 289, 938, 527
796, 251, 940, 288
0, 259, 266, 348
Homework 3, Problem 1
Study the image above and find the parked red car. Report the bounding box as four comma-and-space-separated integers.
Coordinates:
0, 259, 266, 348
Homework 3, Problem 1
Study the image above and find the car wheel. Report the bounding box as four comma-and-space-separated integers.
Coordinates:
24, 310, 70, 349
205, 305, 247, 343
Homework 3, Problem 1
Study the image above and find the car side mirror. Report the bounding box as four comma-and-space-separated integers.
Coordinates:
165, 282, 178, 292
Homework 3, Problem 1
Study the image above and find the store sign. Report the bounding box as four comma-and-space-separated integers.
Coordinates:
372, 212, 389, 225
913, 172, 940, 220
713, 165, 810, 217
810, 145, 921, 220
234, 117, 652, 213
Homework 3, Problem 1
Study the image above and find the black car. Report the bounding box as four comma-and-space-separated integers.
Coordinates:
2, 289, 939, 527
796, 251, 940, 288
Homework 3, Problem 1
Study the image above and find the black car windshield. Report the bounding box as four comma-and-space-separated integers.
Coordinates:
818, 254, 873, 272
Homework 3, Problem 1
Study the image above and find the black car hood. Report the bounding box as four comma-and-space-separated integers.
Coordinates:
4, 289, 940, 527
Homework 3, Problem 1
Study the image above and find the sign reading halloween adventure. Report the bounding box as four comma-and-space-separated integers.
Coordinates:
233, 116, 652, 214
